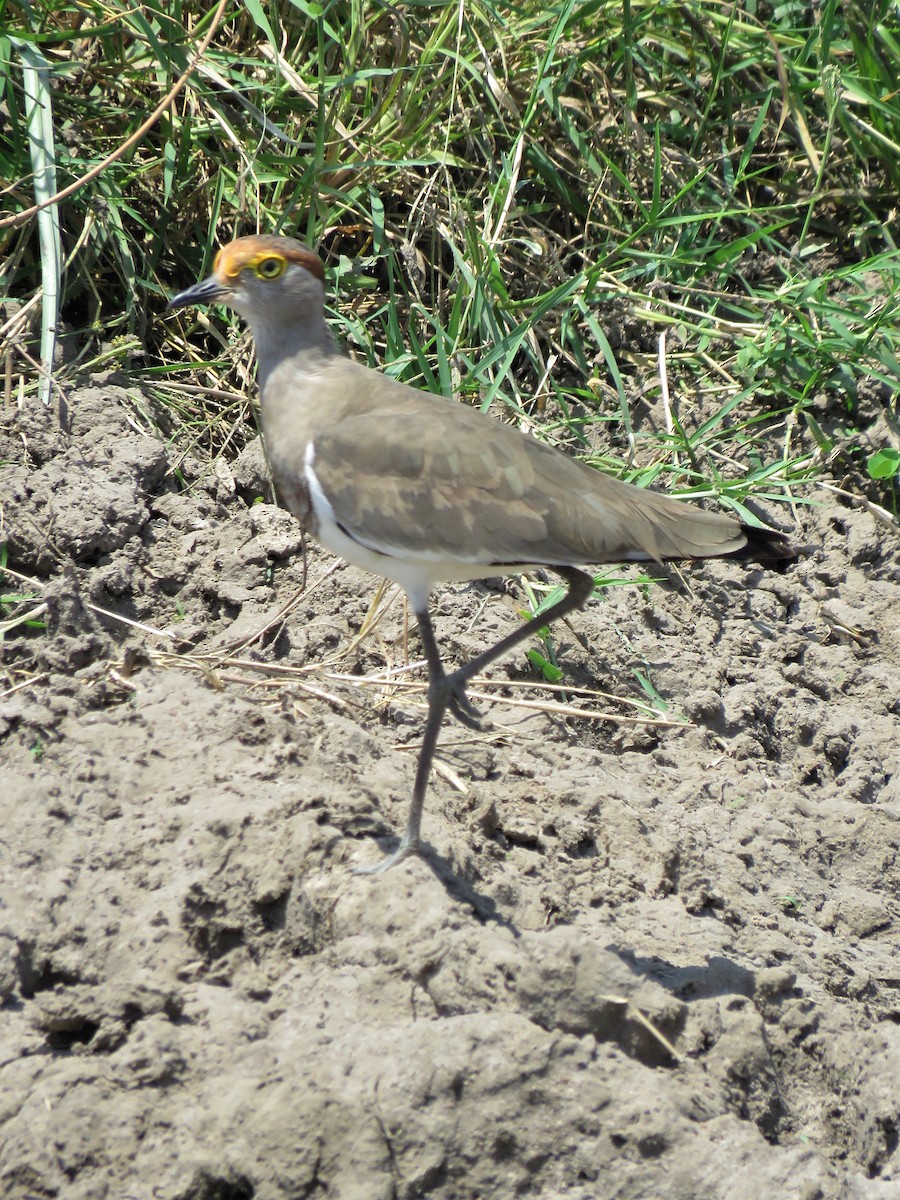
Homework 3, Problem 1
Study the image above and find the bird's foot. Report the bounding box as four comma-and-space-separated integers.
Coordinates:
435, 672, 485, 731
351, 835, 420, 877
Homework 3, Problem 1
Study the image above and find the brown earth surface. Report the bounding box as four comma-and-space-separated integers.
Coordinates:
1, 382, 899, 1200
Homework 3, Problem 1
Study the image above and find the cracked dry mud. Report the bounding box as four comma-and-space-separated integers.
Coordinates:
1, 383, 899, 1200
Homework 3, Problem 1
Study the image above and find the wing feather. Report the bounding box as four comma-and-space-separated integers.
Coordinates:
307, 389, 747, 566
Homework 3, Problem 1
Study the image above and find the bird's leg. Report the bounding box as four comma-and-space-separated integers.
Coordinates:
351, 665, 449, 875
447, 566, 596, 700
353, 568, 595, 875
415, 604, 484, 730
352, 605, 452, 875
419, 566, 596, 731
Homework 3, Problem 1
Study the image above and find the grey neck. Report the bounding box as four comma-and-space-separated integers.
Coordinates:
246, 312, 335, 393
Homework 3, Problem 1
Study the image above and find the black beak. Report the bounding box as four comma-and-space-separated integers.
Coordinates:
167, 274, 229, 312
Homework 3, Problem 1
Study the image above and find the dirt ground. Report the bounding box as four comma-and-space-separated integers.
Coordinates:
1, 381, 899, 1200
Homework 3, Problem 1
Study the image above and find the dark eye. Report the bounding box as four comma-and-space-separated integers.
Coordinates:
256, 256, 286, 280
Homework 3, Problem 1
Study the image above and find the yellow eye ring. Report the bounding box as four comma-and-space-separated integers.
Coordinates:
255, 255, 286, 280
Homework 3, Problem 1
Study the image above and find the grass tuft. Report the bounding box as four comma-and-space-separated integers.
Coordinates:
1, 0, 897, 514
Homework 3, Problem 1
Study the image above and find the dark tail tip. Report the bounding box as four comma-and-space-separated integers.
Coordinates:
732, 523, 796, 566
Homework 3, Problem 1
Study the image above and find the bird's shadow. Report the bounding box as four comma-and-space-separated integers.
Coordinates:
610, 944, 757, 1001
356, 839, 766, 1007
360, 833, 522, 938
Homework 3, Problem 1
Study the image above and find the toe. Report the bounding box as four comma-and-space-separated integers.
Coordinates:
352, 842, 417, 876
449, 693, 484, 730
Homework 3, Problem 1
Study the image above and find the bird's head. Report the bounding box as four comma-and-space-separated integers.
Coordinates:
168, 235, 325, 326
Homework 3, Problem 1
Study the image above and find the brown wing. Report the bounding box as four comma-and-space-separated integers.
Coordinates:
309, 389, 749, 566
